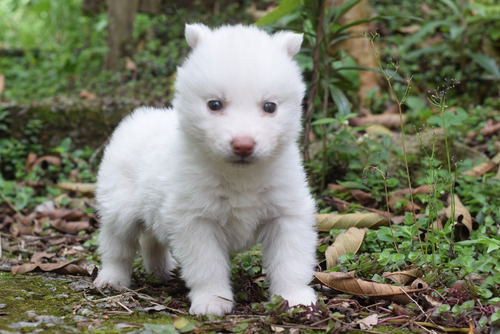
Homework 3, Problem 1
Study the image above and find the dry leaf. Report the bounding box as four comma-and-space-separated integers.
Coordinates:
351, 189, 375, 206
39, 209, 85, 221
11, 259, 96, 276
387, 195, 422, 214
56, 182, 96, 195
358, 313, 378, 330
125, 56, 137, 72
0, 74, 4, 94
399, 25, 420, 34
445, 194, 473, 240
79, 89, 97, 100
391, 185, 431, 197
480, 121, 500, 136
316, 213, 390, 232
462, 161, 496, 177
364, 124, 393, 136
49, 218, 91, 234
315, 271, 428, 304
325, 227, 367, 269
30, 252, 56, 263
382, 269, 423, 285
350, 114, 407, 129
327, 184, 375, 205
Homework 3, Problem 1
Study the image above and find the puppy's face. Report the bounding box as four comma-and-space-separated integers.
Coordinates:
173, 25, 305, 166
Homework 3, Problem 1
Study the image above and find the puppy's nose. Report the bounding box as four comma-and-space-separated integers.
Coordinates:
231, 136, 255, 157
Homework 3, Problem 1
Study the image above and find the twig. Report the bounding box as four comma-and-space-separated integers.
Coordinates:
116, 301, 133, 315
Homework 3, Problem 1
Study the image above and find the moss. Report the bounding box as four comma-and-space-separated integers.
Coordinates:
0, 272, 80, 331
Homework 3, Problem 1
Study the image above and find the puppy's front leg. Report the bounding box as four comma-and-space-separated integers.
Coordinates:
170, 219, 233, 316
260, 216, 317, 307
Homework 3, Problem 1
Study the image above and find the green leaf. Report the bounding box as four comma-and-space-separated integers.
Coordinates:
469, 53, 500, 79
330, 85, 351, 116
461, 300, 475, 310
439, 0, 460, 17
428, 109, 468, 128
255, 0, 300, 26
491, 309, 500, 325
311, 117, 338, 126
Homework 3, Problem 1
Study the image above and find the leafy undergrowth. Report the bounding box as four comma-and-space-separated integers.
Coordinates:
1, 109, 499, 333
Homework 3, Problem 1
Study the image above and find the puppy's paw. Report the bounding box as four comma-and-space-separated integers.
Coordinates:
189, 294, 233, 316
94, 271, 131, 291
280, 286, 316, 307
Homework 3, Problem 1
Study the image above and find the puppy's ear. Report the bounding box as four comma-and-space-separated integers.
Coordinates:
273, 31, 303, 57
185, 24, 211, 48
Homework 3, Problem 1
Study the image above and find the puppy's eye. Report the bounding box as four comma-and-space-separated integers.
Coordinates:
263, 102, 277, 114
208, 100, 223, 111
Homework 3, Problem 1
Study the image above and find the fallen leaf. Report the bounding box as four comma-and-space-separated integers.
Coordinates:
0, 74, 4, 94
325, 227, 367, 269
382, 269, 423, 285
314, 272, 428, 304
387, 195, 421, 214
11, 259, 96, 276
445, 194, 473, 240
391, 303, 411, 316
49, 218, 91, 234
462, 161, 496, 177
391, 185, 431, 197
39, 209, 85, 221
30, 252, 56, 263
480, 121, 500, 136
316, 213, 390, 232
79, 89, 97, 100
36, 155, 61, 170
358, 313, 378, 330
399, 25, 420, 34
327, 184, 375, 205
144, 305, 167, 312
25, 152, 37, 171
364, 124, 393, 136
56, 182, 96, 195
350, 114, 407, 129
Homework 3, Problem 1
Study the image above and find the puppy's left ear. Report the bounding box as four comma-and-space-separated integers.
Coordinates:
185, 23, 211, 48
273, 31, 303, 57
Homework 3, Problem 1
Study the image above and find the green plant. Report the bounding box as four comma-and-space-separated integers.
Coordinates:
375, 0, 500, 104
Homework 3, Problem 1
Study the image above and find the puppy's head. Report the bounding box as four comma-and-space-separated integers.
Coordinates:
173, 24, 305, 166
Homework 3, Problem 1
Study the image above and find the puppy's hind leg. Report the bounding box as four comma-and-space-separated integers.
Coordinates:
94, 213, 140, 291
140, 230, 177, 282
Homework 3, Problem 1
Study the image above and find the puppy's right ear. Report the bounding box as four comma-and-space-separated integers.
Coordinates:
185, 24, 211, 48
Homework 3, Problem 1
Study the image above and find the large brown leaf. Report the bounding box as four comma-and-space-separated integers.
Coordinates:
11, 259, 96, 276
56, 182, 96, 196
462, 161, 496, 178
315, 271, 428, 304
445, 194, 473, 240
317, 213, 389, 232
382, 268, 423, 285
325, 227, 367, 269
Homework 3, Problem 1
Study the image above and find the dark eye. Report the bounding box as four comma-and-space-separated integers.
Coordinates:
263, 102, 277, 114
208, 100, 223, 111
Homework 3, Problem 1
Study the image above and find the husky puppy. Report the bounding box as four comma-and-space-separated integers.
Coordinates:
94, 24, 317, 316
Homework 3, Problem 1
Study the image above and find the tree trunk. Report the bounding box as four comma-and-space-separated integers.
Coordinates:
334, 0, 380, 106
105, 0, 139, 70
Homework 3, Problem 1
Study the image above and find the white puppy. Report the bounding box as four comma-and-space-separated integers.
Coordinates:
94, 24, 317, 316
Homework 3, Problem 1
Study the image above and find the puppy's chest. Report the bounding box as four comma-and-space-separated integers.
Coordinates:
200, 186, 279, 250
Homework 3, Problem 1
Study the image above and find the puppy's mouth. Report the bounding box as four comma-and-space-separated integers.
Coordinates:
231, 159, 252, 166
227, 156, 255, 166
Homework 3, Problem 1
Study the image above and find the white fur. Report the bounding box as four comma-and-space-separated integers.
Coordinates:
94, 24, 317, 316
